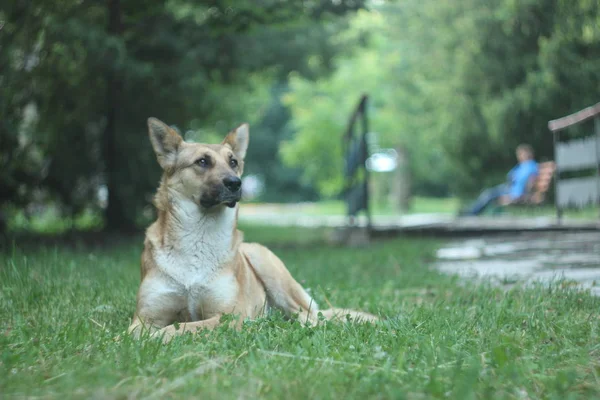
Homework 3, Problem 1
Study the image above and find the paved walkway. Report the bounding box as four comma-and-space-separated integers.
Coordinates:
240, 209, 451, 229
435, 231, 600, 295
239, 203, 599, 233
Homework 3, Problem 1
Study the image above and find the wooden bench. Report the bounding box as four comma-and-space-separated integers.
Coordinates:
510, 161, 556, 205
490, 162, 555, 215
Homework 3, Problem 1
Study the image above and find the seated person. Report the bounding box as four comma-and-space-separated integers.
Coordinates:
460, 144, 539, 216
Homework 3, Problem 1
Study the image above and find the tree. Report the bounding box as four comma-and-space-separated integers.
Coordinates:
1, 0, 367, 232
283, 0, 600, 200
281, 9, 453, 198
247, 82, 319, 202
390, 0, 600, 195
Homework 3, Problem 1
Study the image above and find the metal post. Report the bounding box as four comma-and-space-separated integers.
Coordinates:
595, 116, 600, 219
346, 128, 354, 226
553, 129, 562, 224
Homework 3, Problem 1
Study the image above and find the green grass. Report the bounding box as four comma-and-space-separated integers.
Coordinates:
8, 197, 596, 240
495, 204, 599, 220
2, 226, 600, 399
286, 197, 460, 216
272, 197, 597, 219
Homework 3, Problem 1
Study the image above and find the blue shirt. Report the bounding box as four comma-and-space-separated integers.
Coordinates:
507, 160, 538, 199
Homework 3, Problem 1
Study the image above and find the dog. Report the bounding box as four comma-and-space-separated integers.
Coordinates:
128, 118, 378, 342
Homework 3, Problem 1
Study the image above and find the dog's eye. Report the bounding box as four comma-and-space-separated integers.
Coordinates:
229, 159, 238, 168
196, 158, 208, 167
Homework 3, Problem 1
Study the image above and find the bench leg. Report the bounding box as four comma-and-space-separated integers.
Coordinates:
556, 208, 563, 225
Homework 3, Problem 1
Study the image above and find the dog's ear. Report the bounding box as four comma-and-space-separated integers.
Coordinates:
147, 117, 183, 169
222, 123, 249, 160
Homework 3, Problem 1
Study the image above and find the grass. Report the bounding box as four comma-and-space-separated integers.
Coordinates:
257, 197, 597, 220
8, 197, 597, 240
493, 204, 599, 220
281, 197, 460, 216
2, 225, 600, 399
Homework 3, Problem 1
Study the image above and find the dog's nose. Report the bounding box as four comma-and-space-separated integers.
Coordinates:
223, 176, 242, 192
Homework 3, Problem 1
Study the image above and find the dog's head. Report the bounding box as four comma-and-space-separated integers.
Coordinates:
147, 117, 249, 209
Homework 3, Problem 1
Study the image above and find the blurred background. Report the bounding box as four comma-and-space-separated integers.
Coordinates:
1, 0, 599, 235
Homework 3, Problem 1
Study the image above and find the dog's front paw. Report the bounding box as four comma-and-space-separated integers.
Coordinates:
151, 325, 178, 344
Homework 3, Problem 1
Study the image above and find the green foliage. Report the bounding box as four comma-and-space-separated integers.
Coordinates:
283, 1, 600, 199
0, 0, 366, 231
4, 0, 599, 224
391, 0, 600, 196
281, 10, 454, 198
2, 229, 600, 398
246, 83, 320, 202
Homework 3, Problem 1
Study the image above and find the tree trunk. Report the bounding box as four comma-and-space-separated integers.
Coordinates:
392, 146, 412, 212
103, 0, 134, 231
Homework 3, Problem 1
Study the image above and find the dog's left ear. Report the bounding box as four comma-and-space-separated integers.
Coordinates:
222, 123, 249, 160
147, 117, 183, 170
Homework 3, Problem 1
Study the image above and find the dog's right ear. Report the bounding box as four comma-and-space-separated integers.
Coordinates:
147, 117, 183, 169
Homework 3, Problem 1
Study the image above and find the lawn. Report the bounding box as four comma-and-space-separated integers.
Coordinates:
274, 197, 460, 216
245, 197, 597, 220
2, 225, 600, 399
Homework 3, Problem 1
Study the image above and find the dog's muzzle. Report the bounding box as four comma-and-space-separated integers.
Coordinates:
200, 176, 242, 209
223, 191, 242, 208
200, 191, 241, 209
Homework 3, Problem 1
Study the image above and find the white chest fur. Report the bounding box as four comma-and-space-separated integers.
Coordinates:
153, 199, 238, 319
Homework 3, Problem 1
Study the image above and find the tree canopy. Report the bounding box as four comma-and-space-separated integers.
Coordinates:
282, 0, 600, 198
1, 0, 366, 231
2, 0, 599, 232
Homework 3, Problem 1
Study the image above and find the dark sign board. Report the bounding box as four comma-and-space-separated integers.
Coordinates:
342, 95, 371, 227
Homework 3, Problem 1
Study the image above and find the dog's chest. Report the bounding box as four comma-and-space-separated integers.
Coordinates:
148, 204, 241, 321
154, 236, 238, 320
155, 205, 235, 287
155, 242, 229, 288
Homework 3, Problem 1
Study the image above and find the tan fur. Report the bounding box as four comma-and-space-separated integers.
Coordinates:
128, 118, 377, 343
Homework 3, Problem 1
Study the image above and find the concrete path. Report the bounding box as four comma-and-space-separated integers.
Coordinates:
435, 231, 600, 295
240, 208, 451, 229
239, 203, 599, 233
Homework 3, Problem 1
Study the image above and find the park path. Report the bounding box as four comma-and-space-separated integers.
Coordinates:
435, 231, 600, 296
239, 203, 598, 232
239, 203, 449, 228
